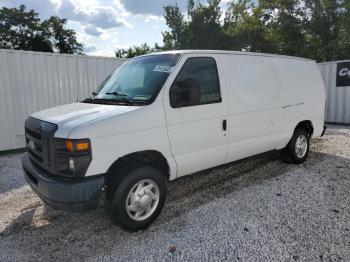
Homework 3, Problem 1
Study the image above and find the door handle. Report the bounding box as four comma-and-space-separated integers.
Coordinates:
222, 119, 227, 131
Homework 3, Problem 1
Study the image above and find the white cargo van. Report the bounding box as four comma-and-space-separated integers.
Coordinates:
22, 50, 326, 231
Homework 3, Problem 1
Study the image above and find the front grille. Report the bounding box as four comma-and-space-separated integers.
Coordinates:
28, 148, 43, 162
25, 127, 42, 140
25, 117, 58, 173
25, 118, 44, 164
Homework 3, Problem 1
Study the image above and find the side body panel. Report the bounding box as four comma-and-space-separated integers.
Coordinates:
162, 54, 229, 177
270, 61, 325, 141
220, 54, 325, 164
220, 54, 282, 163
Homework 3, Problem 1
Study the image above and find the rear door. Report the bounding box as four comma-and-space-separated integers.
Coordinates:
163, 54, 228, 177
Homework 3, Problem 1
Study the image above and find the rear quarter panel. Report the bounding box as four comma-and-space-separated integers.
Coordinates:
269, 59, 326, 145
220, 53, 325, 155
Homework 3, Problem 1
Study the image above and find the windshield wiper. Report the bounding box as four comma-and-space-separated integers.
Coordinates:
105, 91, 133, 105
84, 98, 131, 106
83, 92, 147, 106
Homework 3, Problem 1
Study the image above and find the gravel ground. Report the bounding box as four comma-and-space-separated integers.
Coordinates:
0, 126, 350, 261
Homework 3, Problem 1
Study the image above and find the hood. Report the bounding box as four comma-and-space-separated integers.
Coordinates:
31, 102, 139, 137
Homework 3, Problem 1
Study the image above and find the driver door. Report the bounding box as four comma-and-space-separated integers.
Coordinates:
164, 55, 228, 177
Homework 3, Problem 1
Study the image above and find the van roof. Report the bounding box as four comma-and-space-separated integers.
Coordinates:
144, 50, 314, 62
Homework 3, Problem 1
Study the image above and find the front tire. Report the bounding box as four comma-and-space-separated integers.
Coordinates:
284, 128, 310, 164
110, 166, 167, 231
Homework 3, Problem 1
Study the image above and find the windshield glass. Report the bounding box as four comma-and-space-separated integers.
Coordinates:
93, 54, 180, 105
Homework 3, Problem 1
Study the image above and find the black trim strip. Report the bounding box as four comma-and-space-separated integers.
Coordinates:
325, 122, 350, 126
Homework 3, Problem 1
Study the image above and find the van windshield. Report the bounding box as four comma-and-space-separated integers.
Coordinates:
88, 54, 180, 105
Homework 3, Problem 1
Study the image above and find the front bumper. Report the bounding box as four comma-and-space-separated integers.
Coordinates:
21, 154, 104, 211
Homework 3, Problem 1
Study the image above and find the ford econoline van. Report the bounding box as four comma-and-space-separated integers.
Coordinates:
22, 50, 326, 231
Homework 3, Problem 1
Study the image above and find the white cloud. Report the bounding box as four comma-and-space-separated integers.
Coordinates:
57, 0, 126, 29
0, 0, 58, 19
145, 15, 165, 23
84, 25, 103, 36
0, 0, 170, 57
118, 0, 188, 16
84, 45, 97, 53
85, 46, 117, 57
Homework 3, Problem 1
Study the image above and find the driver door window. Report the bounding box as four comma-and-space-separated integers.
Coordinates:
170, 57, 221, 108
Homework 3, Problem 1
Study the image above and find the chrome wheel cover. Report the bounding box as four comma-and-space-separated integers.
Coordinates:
125, 179, 160, 221
295, 134, 308, 158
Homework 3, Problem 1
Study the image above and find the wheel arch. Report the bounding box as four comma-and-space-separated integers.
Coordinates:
105, 150, 171, 200
107, 150, 170, 176
294, 120, 314, 136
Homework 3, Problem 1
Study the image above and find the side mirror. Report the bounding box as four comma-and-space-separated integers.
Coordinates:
170, 78, 201, 108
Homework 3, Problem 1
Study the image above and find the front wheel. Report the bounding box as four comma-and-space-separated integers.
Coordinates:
284, 128, 310, 164
110, 166, 167, 231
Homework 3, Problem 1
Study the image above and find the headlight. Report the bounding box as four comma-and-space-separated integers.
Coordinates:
54, 138, 92, 178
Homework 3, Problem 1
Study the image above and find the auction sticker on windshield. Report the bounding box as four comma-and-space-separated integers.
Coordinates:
153, 65, 175, 73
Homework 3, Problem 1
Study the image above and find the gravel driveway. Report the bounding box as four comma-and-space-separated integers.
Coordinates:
0, 126, 350, 261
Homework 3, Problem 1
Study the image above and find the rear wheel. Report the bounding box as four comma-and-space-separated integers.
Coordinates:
284, 128, 310, 164
110, 166, 167, 231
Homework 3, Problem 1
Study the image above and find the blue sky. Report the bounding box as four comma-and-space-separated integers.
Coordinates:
0, 0, 231, 56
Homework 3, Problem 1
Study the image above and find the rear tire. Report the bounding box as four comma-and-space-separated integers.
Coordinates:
110, 166, 167, 231
284, 128, 310, 164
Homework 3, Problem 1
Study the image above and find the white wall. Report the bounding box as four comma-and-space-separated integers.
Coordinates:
0, 49, 126, 151
318, 61, 350, 124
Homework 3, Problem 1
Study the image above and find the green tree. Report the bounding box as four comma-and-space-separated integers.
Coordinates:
304, 0, 344, 61
338, 0, 350, 59
163, 0, 224, 50
163, 4, 186, 49
115, 48, 128, 58
186, 0, 224, 49
160, 0, 350, 62
251, 0, 350, 61
258, 0, 307, 56
41, 16, 83, 54
223, 0, 309, 55
0, 5, 52, 52
0, 5, 83, 54
223, 0, 272, 52
116, 43, 156, 58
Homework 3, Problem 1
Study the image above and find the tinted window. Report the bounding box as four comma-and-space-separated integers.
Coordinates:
170, 57, 221, 108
